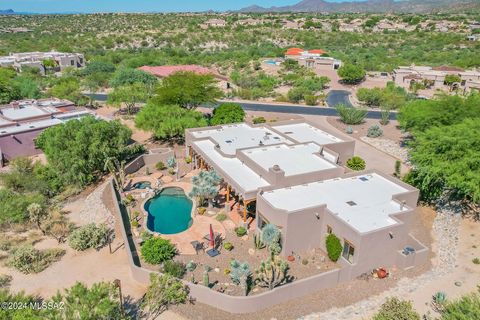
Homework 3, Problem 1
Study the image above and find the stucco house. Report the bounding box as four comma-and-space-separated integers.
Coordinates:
185, 120, 428, 281
285, 48, 342, 71
0, 51, 85, 75
0, 99, 93, 166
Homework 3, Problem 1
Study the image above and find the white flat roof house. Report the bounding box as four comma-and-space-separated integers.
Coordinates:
0, 99, 94, 165
185, 120, 428, 280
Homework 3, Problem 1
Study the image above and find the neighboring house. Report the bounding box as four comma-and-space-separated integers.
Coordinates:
285, 48, 342, 71
0, 99, 93, 165
281, 19, 304, 30
393, 65, 480, 93
469, 22, 480, 31
185, 120, 428, 282
339, 21, 362, 32
236, 18, 263, 26
0, 51, 85, 75
200, 19, 227, 29
467, 35, 479, 41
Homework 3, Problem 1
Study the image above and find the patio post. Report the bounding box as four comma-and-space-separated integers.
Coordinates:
243, 199, 249, 223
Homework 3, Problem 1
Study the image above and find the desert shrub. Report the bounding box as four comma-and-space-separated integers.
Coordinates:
335, 104, 367, 125
441, 288, 480, 320
372, 297, 420, 320
215, 213, 227, 222
235, 227, 247, 237
346, 126, 353, 134
68, 223, 111, 251
7, 246, 65, 274
162, 260, 186, 278
367, 124, 383, 138
141, 237, 176, 264
325, 234, 342, 262
304, 95, 318, 106
140, 231, 153, 243
223, 242, 234, 251
252, 117, 267, 124
0, 274, 12, 288
347, 156, 366, 171
155, 161, 167, 171
197, 207, 206, 215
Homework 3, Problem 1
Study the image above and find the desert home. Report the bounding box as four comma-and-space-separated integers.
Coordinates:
184, 120, 428, 280
393, 65, 480, 93
285, 47, 342, 71
0, 51, 85, 75
200, 18, 227, 29
0, 99, 94, 166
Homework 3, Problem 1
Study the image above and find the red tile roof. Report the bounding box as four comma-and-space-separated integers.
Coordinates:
308, 49, 327, 55
285, 48, 304, 55
138, 65, 215, 78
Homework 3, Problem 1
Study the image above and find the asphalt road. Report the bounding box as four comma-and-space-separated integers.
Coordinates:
86, 93, 396, 120
326, 90, 353, 108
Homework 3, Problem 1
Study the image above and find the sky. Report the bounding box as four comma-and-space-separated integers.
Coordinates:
0, 0, 360, 13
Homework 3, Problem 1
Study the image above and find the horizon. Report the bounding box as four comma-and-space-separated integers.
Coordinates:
1, 0, 371, 14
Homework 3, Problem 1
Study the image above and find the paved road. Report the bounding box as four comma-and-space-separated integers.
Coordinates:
326, 90, 353, 108
86, 93, 396, 120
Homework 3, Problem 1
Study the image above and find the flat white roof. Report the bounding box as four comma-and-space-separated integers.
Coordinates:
193, 139, 270, 193
240, 143, 336, 176
191, 123, 292, 155
273, 123, 342, 146
261, 173, 409, 233
1, 105, 49, 120
0, 118, 63, 135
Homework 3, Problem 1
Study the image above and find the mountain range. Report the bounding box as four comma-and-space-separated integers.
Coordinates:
239, 0, 480, 13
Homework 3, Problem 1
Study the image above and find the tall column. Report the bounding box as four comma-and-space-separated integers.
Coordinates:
225, 185, 230, 210
243, 199, 249, 223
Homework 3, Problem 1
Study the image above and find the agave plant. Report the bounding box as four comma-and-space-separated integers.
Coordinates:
261, 224, 281, 257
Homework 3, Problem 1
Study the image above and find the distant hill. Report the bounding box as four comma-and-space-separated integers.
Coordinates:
239, 0, 480, 13
0, 9, 15, 14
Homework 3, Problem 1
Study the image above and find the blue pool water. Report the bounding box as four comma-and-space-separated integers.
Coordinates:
144, 187, 193, 234
265, 59, 277, 65
133, 181, 151, 189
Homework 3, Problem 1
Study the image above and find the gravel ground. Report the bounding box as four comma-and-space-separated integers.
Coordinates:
360, 136, 410, 165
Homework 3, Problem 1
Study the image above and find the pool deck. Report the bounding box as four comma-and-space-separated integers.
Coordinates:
160, 214, 226, 255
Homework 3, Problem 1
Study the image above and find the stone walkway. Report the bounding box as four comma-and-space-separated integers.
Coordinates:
301, 209, 460, 320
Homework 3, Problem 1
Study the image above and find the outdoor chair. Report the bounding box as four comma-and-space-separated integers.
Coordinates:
190, 240, 204, 254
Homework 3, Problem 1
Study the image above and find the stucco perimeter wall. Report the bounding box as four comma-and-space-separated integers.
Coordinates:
124, 150, 174, 175
109, 179, 354, 314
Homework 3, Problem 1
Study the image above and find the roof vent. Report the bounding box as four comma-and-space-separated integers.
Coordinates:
272, 164, 281, 172
346, 201, 357, 206
359, 176, 369, 182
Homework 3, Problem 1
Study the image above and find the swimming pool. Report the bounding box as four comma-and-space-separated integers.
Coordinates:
265, 59, 278, 65
144, 187, 193, 235
133, 181, 151, 189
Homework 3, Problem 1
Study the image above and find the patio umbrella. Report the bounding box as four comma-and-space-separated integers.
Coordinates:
209, 224, 215, 248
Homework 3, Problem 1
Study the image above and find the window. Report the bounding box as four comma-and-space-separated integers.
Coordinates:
342, 240, 355, 264
327, 225, 332, 234
70, 60, 74, 66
